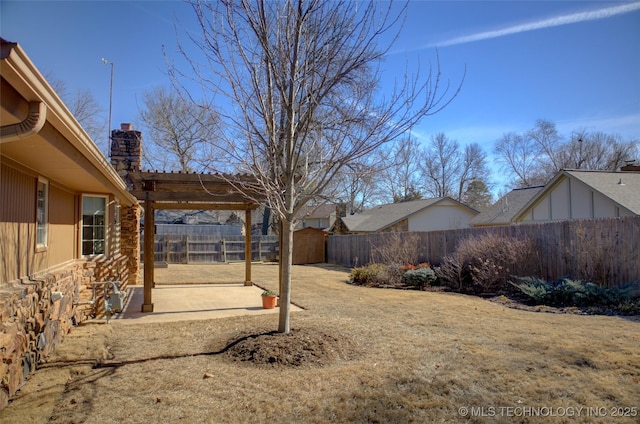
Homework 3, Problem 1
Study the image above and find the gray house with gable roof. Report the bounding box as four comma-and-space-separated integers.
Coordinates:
333, 197, 478, 234
471, 168, 640, 226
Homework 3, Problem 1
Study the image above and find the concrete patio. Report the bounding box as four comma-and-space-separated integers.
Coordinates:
111, 263, 302, 324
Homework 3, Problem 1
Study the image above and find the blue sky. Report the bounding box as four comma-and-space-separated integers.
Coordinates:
2, 1, 639, 191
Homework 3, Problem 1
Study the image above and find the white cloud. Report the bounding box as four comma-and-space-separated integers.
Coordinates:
421, 2, 640, 49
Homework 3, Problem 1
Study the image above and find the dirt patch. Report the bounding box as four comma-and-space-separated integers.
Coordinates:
225, 327, 360, 367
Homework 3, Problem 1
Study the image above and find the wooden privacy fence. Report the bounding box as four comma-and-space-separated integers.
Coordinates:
327, 216, 640, 287
142, 235, 279, 264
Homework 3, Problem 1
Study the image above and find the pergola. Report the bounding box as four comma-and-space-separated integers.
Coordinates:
129, 171, 261, 312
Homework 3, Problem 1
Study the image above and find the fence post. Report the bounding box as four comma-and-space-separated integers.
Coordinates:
222, 238, 227, 263
186, 235, 190, 264
166, 233, 170, 264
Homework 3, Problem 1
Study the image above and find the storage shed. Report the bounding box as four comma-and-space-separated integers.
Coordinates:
293, 227, 327, 264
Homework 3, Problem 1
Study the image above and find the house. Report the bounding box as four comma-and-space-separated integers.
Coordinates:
514, 169, 640, 222
471, 168, 640, 226
0, 39, 140, 407
333, 197, 479, 234
295, 203, 338, 230
469, 186, 544, 227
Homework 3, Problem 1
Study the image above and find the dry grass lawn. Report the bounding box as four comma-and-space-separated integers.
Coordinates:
2, 263, 638, 423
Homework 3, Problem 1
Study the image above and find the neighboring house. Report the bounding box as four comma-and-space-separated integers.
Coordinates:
150, 208, 266, 237
0, 39, 140, 408
470, 186, 544, 227
333, 197, 478, 234
295, 203, 337, 230
155, 209, 261, 226
472, 168, 640, 227
514, 169, 640, 222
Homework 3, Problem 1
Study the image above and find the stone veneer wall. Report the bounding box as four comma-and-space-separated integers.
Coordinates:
0, 261, 90, 408
120, 204, 141, 286
0, 253, 132, 409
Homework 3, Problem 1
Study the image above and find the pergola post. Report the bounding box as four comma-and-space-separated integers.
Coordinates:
128, 172, 262, 303
142, 198, 155, 312
244, 208, 252, 286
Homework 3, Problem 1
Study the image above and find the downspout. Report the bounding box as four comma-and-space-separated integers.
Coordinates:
0, 101, 47, 143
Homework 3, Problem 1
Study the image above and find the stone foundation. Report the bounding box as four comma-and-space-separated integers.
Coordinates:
0, 254, 132, 409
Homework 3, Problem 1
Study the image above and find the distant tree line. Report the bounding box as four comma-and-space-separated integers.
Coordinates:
49, 69, 637, 214
495, 119, 638, 188
131, 89, 639, 213
47, 53, 636, 216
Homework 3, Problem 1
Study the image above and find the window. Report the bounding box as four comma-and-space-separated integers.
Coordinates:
36, 178, 49, 248
82, 195, 107, 256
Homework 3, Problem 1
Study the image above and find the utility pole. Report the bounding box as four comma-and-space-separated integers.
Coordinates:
102, 58, 114, 157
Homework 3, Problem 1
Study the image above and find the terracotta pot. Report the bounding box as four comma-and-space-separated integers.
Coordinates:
262, 295, 277, 309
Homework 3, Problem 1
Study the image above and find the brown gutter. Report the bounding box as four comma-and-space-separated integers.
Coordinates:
0, 101, 47, 143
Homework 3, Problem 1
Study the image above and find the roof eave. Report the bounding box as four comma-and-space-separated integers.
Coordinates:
1, 40, 137, 206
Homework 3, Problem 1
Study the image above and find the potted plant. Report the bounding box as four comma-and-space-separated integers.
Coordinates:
261, 290, 277, 309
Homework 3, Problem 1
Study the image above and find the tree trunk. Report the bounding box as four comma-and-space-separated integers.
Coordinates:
278, 218, 294, 333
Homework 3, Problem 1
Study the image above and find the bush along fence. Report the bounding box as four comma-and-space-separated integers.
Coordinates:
327, 216, 640, 287
141, 235, 279, 264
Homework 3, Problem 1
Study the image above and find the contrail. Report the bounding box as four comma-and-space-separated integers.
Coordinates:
416, 2, 640, 50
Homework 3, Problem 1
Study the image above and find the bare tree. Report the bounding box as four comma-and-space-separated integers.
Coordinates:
495, 120, 639, 188
173, 0, 461, 333
138, 86, 219, 172
494, 131, 547, 187
332, 160, 379, 214
527, 119, 562, 171
421, 132, 459, 198
377, 136, 423, 203
456, 143, 490, 201
48, 75, 107, 152
560, 130, 637, 171
420, 133, 488, 201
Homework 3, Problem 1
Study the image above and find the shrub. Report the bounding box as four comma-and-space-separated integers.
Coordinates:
349, 263, 404, 287
507, 276, 550, 303
370, 232, 423, 266
510, 277, 640, 309
402, 267, 437, 290
435, 233, 537, 294
349, 263, 387, 287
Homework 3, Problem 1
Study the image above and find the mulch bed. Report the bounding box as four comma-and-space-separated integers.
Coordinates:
488, 294, 640, 316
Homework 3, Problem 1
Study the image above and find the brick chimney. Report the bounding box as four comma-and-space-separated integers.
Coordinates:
110, 123, 142, 189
